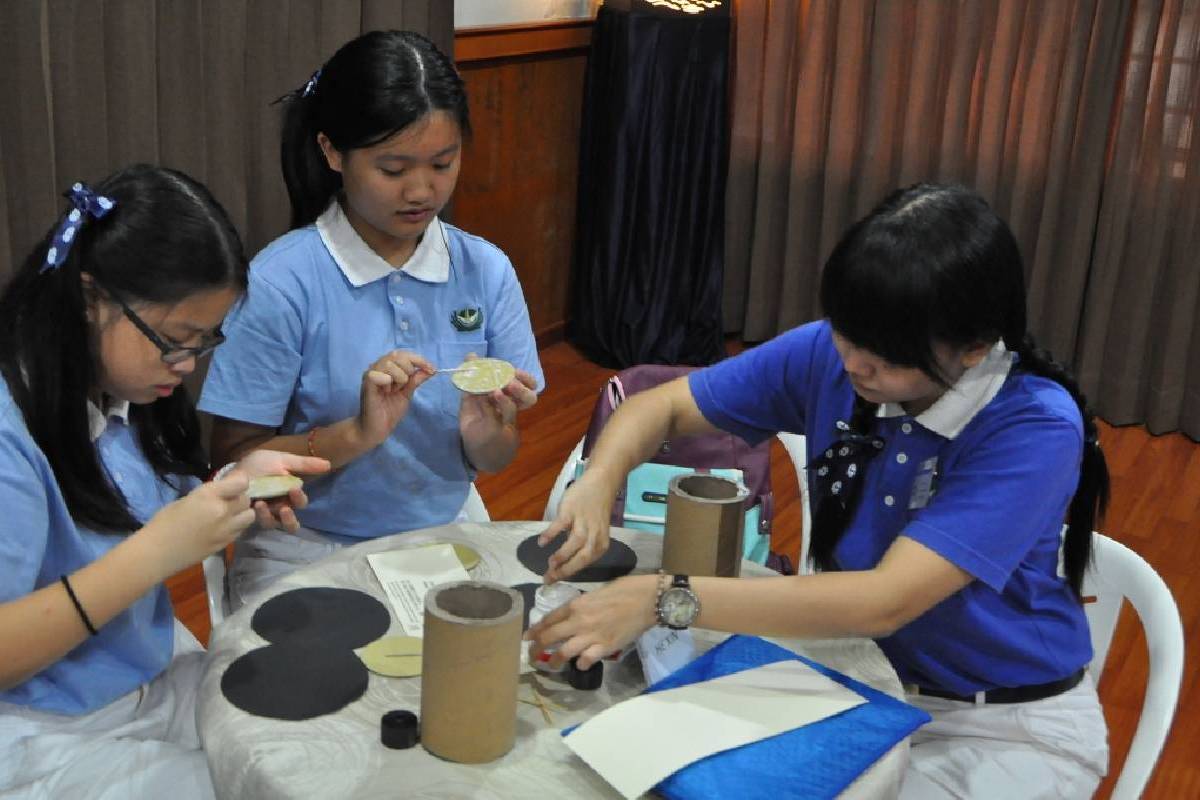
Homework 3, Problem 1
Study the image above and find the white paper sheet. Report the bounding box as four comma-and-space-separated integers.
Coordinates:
563, 659, 866, 799
366, 545, 471, 637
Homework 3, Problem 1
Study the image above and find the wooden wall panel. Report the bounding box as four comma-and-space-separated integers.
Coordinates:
453, 21, 592, 344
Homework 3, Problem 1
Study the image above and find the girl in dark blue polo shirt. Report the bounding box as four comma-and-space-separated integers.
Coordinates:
531, 184, 1110, 798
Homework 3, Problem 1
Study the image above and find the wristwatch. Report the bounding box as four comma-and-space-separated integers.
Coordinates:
655, 574, 701, 630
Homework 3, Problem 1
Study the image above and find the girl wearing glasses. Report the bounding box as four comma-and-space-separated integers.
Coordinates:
199, 31, 543, 607
0, 164, 328, 798
530, 184, 1110, 798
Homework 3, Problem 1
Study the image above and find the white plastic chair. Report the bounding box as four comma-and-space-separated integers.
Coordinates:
542, 437, 586, 521
461, 481, 491, 523
202, 483, 491, 629
201, 550, 230, 629
774, 432, 810, 574
1082, 532, 1184, 800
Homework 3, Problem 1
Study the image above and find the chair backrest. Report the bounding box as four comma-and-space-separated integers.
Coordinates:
462, 482, 491, 522
201, 551, 229, 628
543, 437, 586, 521
1083, 532, 1184, 800
579, 364, 775, 532
775, 432, 811, 574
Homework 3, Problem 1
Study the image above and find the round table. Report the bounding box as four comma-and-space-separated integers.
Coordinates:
198, 522, 909, 799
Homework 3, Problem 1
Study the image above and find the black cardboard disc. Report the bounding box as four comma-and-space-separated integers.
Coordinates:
251, 587, 391, 649
516, 533, 637, 582
221, 643, 369, 721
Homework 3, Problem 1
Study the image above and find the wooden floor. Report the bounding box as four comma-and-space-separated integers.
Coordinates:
168, 339, 1199, 799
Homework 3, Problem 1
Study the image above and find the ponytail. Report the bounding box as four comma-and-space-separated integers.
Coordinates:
1013, 334, 1110, 597
279, 94, 341, 230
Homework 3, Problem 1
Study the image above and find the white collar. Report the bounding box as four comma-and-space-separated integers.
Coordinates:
315, 199, 450, 287
877, 340, 1013, 439
87, 397, 131, 442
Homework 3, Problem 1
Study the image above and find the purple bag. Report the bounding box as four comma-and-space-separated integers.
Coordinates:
580, 364, 774, 549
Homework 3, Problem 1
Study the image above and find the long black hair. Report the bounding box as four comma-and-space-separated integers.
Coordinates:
811, 183, 1108, 597
0, 164, 248, 533
279, 30, 470, 230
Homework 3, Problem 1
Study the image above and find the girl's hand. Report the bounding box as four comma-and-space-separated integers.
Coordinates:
235, 449, 331, 532
357, 350, 435, 447
458, 356, 539, 444
138, 472, 257, 578
524, 574, 660, 669
539, 470, 619, 583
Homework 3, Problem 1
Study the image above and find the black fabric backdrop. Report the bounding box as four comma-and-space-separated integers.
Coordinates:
568, 0, 730, 368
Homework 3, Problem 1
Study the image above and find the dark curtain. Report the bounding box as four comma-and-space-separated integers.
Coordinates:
568, 0, 730, 368
0, 0, 452, 282
0, 0, 452, 429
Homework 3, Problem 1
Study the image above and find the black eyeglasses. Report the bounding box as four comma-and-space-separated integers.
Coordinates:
106, 290, 225, 365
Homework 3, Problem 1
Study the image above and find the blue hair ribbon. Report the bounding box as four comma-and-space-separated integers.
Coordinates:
41, 182, 115, 273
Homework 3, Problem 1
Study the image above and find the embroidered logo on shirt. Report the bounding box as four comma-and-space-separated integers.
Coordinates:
451, 307, 483, 332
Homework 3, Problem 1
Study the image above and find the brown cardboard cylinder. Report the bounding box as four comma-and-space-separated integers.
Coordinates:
419, 581, 522, 763
662, 473, 748, 578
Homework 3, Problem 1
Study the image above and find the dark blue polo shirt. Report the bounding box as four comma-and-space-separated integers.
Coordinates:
689, 321, 1091, 694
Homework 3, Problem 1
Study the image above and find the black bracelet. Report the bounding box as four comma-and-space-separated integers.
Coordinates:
60, 574, 98, 636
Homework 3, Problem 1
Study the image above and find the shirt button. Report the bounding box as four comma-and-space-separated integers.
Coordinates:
400, 321, 409, 331
884, 495, 895, 506
395, 296, 405, 305
896, 453, 908, 464
901, 422, 913, 434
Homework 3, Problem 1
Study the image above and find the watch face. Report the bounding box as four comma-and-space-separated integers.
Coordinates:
660, 587, 697, 628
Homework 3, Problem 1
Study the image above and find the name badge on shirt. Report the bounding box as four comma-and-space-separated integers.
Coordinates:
908, 456, 939, 510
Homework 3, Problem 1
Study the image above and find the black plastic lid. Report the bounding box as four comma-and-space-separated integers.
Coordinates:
564, 657, 604, 691
381, 709, 420, 749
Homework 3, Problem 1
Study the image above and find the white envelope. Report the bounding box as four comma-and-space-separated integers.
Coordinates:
564, 659, 866, 799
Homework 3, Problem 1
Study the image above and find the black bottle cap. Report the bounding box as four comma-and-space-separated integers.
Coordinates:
564, 657, 604, 691
381, 709, 419, 749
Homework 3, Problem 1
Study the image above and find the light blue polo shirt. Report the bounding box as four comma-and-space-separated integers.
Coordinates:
198, 201, 544, 538
0, 377, 185, 715
689, 320, 1092, 695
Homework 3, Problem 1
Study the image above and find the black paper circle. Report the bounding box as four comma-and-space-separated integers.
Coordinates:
516, 533, 637, 582
251, 587, 391, 649
221, 643, 369, 721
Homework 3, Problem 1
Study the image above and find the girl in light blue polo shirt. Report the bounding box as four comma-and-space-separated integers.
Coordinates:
532, 184, 1111, 798
199, 31, 544, 606
0, 165, 327, 797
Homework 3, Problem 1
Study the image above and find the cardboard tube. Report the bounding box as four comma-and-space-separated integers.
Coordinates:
420, 581, 522, 763
662, 473, 748, 578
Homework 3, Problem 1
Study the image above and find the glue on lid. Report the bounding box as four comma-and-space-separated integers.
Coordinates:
247, 474, 303, 500
450, 358, 516, 394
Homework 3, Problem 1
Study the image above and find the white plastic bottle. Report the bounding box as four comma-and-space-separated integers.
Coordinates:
528, 583, 582, 673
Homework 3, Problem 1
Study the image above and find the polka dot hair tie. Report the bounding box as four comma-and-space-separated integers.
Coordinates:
40, 182, 116, 273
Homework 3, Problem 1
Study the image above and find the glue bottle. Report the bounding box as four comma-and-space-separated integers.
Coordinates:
528, 583, 582, 673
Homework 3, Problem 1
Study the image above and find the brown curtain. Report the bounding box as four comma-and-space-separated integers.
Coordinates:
726, 0, 1131, 371
0, 0, 452, 282
1076, 0, 1200, 437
